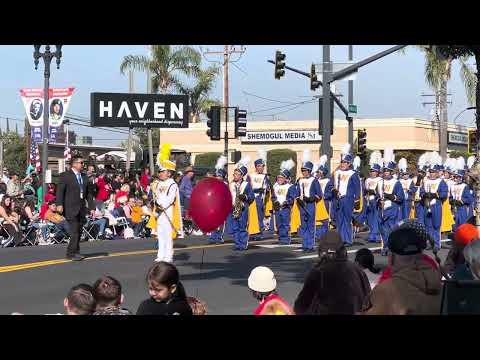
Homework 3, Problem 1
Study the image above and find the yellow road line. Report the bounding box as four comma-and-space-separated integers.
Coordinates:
0, 239, 275, 273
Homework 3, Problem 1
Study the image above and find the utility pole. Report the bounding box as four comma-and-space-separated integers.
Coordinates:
63, 120, 70, 172
421, 92, 452, 159
147, 69, 154, 175
202, 45, 246, 162
321, 45, 333, 170
348, 45, 354, 148
126, 70, 134, 177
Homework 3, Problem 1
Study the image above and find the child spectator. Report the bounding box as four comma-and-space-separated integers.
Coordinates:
248, 266, 293, 315
136, 262, 192, 315
44, 201, 71, 235
92, 276, 132, 315
187, 297, 208, 315
131, 199, 145, 237
64, 284, 96, 315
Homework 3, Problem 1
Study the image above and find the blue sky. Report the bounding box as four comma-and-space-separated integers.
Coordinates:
0, 45, 475, 146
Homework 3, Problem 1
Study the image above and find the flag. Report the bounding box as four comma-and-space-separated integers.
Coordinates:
64, 144, 71, 162
35, 143, 41, 173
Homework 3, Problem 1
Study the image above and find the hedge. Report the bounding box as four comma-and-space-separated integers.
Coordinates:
267, 149, 298, 182
194, 152, 222, 169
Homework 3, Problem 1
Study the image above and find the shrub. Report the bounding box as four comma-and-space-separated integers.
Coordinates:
267, 149, 298, 182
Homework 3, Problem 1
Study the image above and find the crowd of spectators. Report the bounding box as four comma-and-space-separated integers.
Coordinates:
0, 165, 197, 247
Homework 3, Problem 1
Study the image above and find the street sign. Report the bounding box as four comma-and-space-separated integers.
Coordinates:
315, 62, 357, 81
348, 104, 358, 114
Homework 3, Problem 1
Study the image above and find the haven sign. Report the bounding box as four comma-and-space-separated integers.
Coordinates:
91, 92, 189, 128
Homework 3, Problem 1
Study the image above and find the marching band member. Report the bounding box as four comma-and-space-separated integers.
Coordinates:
314, 155, 334, 241
247, 150, 272, 241
379, 148, 405, 255
154, 159, 182, 263
352, 155, 366, 230
295, 150, 322, 252
230, 157, 257, 251
450, 157, 474, 231
440, 157, 456, 234
412, 153, 428, 224
271, 159, 296, 245
398, 158, 416, 221
332, 144, 361, 247
365, 151, 383, 243
209, 155, 229, 244
420, 152, 448, 251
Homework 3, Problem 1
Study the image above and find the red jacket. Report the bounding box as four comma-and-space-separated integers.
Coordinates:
377, 254, 439, 285
140, 173, 150, 192
95, 176, 111, 201
253, 294, 293, 315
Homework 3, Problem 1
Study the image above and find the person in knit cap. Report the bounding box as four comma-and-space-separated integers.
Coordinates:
332, 144, 362, 247
271, 159, 296, 245
361, 219, 442, 315
208, 155, 230, 244
315, 155, 334, 241
247, 150, 272, 241
229, 157, 255, 251
364, 151, 383, 243
379, 147, 405, 256
420, 151, 448, 251
294, 149, 322, 252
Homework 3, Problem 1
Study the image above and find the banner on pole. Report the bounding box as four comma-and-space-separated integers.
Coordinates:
20, 87, 75, 127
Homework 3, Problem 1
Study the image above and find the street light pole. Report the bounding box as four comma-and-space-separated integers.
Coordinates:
453, 106, 476, 125
33, 45, 62, 199
321, 45, 332, 170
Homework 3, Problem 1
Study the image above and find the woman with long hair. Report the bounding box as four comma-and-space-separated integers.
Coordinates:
0, 195, 22, 246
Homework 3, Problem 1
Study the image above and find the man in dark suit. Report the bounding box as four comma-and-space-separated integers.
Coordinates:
56, 154, 95, 261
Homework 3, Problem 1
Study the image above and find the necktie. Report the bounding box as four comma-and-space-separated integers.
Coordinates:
77, 173, 83, 186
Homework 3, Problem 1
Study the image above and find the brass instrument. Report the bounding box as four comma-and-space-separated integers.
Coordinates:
232, 183, 244, 219
423, 181, 432, 214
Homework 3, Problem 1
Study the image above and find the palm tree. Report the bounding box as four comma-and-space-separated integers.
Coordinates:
120, 45, 201, 94
176, 65, 221, 123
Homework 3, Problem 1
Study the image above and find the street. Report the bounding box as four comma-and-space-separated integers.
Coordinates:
0, 233, 451, 315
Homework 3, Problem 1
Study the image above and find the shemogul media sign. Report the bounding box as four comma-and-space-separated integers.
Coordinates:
242, 130, 322, 143
90, 92, 189, 128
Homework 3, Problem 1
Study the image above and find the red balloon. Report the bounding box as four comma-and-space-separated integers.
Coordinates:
189, 178, 232, 233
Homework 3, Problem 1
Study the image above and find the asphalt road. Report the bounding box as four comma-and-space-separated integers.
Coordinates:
0, 233, 451, 315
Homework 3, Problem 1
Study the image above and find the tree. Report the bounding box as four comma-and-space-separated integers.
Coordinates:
433, 46, 480, 229
1, 132, 27, 176
176, 65, 221, 123
120, 45, 202, 146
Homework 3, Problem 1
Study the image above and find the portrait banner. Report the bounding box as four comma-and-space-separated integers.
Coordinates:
20, 87, 75, 127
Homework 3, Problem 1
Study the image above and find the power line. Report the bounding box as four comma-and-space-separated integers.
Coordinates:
250, 99, 316, 114
242, 91, 301, 104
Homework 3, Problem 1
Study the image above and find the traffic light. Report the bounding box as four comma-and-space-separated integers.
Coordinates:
234, 108, 247, 138
357, 129, 367, 160
310, 64, 320, 91
468, 129, 478, 154
274, 50, 286, 80
231, 150, 241, 163
206, 106, 221, 140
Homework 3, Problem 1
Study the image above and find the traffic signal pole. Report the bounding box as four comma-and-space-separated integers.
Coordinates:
348, 45, 354, 149
322, 46, 333, 170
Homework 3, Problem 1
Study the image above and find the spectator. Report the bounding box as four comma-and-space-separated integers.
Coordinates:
179, 167, 194, 210
248, 266, 293, 315
140, 167, 150, 193
21, 198, 38, 226
355, 248, 381, 289
187, 297, 208, 315
44, 201, 71, 235
294, 231, 370, 315
0, 195, 22, 246
86, 165, 97, 209
174, 172, 183, 185
91, 206, 110, 240
0, 182, 6, 202
112, 174, 123, 193
95, 169, 112, 211
131, 198, 145, 237
2, 169, 9, 185
136, 261, 192, 315
64, 284, 96, 315
444, 223, 478, 278
22, 177, 36, 201
463, 239, 480, 280
6, 173, 22, 197
92, 276, 132, 315
361, 220, 442, 315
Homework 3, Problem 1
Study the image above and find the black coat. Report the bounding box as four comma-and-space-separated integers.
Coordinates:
294, 258, 371, 315
56, 170, 95, 220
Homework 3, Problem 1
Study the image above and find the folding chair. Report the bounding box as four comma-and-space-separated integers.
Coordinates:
45, 222, 70, 244
81, 217, 100, 242
0, 219, 14, 248
18, 221, 39, 246
112, 216, 129, 236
